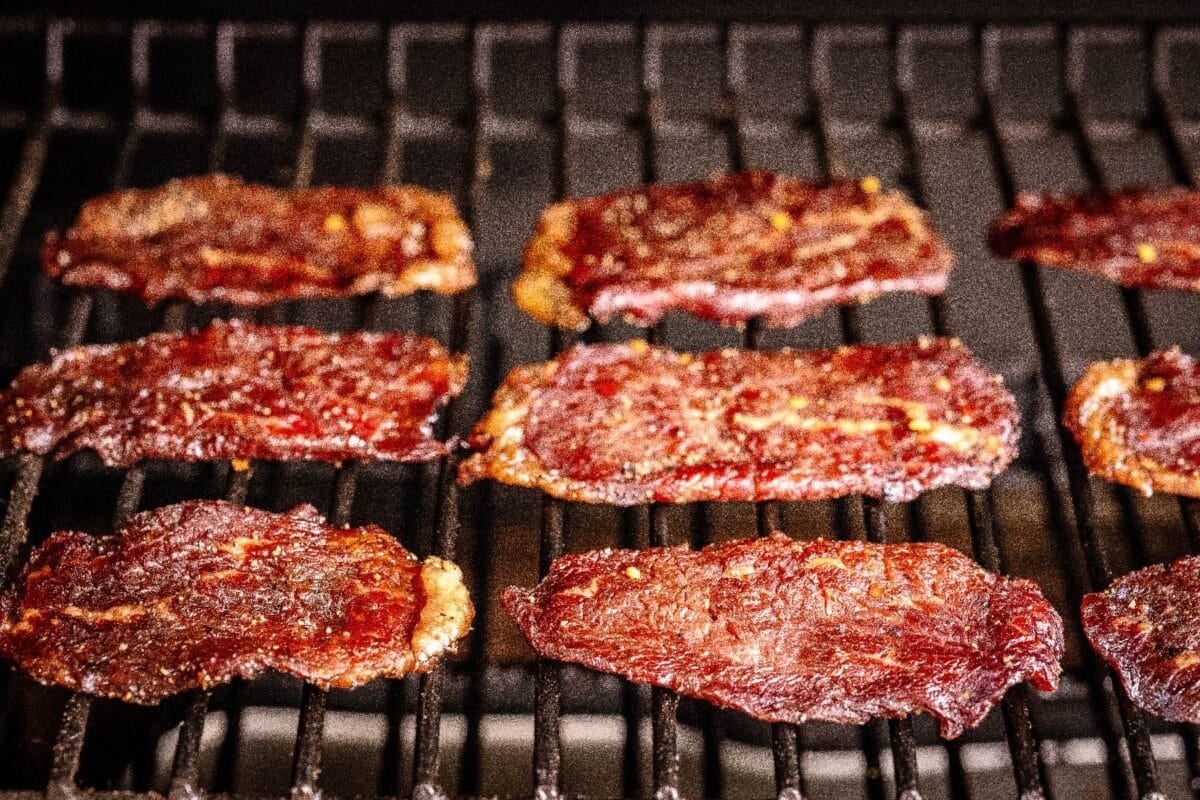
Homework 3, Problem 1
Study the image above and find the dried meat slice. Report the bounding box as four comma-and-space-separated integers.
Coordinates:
460, 338, 1019, 504
1082, 554, 1200, 722
0, 319, 467, 466
503, 534, 1063, 738
515, 171, 954, 329
989, 187, 1200, 291
0, 501, 473, 703
1064, 348, 1200, 497
43, 175, 475, 305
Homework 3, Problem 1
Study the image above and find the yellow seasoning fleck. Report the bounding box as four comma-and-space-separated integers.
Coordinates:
629, 339, 650, 353
788, 396, 809, 410
1137, 243, 1158, 263
231, 458, 251, 472
678, 352, 693, 365
1144, 376, 1167, 392
859, 175, 882, 194
324, 213, 347, 233
934, 376, 952, 392
624, 566, 642, 580
908, 418, 933, 433
769, 210, 791, 230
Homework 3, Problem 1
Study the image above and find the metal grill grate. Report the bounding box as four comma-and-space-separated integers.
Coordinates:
2, 13, 1200, 800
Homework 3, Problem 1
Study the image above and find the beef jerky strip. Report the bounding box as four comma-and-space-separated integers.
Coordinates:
515, 171, 953, 329
0, 500, 473, 703
1065, 348, 1200, 497
44, 174, 475, 305
504, 534, 1063, 738
0, 319, 467, 467
460, 338, 1019, 504
989, 187, 1200, 292
1083, 552, 1200, 722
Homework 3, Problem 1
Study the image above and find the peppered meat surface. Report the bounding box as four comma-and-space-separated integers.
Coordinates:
1082, 553, 1200, 722
0, 501, 473, 703
43, 175, 475, 305
1064, 348, 1200, 497
514, 171, 953, 329
989, 187, 1200, 291
0, 319, 467, 466
460, 338, 1019, 504
504, 534, 1063, 738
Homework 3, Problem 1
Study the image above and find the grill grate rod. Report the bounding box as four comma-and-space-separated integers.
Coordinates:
978, 80, 1163, 799
729, 19, 806, 793
532, 24, 569, 800
809, 65, 923, 797
890, 60, 1051, 799
38, 93, 150, 798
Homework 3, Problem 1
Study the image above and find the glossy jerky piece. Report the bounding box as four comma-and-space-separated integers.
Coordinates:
504, 534, 1063, 738
988, 187, 1200, 291
515, 171, 954, 329
0, 501, 473, 703
1082, 553, 1200, 722
0, 319, 467, 467
43, 174, 475, 305
1064, 348, 1200, 497
460, 338, 1019, 504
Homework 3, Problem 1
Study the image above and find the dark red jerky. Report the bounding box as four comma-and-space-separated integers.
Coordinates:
1082, 554, 1200, 722
989, 187, 1200, 291
503, 534, 1063, 738
0, 501, 473, 702
460, 338, 1019, 504
1064, 349, 1200, 498
0, 320, 467, 467
43, 175, 475, 305
514, 171, 953, 329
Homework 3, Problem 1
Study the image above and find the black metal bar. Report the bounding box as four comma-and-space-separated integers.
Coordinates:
891, 53, 1052, 798
0, 89, 54, 291
46, 694, 92, 800
979, 80, 1163, 800
411, 21, 481, 795
533, 506, 565, 800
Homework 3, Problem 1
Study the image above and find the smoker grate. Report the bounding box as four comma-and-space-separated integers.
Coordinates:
3, 11, 1200, 800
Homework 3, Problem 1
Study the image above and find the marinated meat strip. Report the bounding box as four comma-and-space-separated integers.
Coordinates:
504, 534, 1063, 738
460, 338, 1019, 504
0, 319, 467, 466
0, 501, 473, 703
989, 187, 1200, 291
43, 175, 475, 305
515, 171, 954, 329
1064, 348, 1200, 497
1082, 553, 1200, 722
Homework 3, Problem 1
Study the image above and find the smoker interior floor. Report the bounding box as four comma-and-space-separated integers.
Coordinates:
147, 705, 1195, 800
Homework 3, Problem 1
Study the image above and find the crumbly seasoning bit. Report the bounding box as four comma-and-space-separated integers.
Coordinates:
1137, 243, 1158, 264
769, 210, 792, 231
323, 213, 347, 233
624, 566, 643, 580
231, 458, 251, 472
1142, 376, 1167, 392
934, 376, 953, 392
